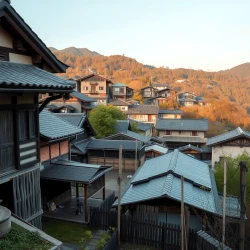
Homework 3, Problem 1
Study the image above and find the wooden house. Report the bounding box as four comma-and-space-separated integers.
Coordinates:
140, 86, 157, 101
113, 150, 240, 229
86, 139, 145, 171
158, 109, 183, 119
76, 73, 113, 105
156, 118, 208, 149
39, 110, 111, 222
49, 90, 96, 114
126, 105, 159, 125
207, 127, 250, 167
112, 83, 134, 100
0, 0, 76, 228
109, 99, 132, 112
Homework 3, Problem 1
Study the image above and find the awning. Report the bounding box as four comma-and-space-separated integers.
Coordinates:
40, 159, 112, 184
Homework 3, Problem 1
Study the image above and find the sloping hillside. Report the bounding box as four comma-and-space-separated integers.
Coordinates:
223, 62, 250, 77
49, 47, 100, 57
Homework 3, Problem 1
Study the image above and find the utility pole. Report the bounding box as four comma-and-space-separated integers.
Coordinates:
222, 160, 227, 248
117, 145, 123, 248
239, 161, 247, 250
181, 175, 185, 250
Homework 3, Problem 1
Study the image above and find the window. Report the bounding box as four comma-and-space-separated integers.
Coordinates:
120, 88, 124, 93
191, 131, 198, 136
83, 86, 88, 91
178, 131, 183, 135
114, 87, 119, 92
91, 85, 96, 93
121, 107, 126, 111
165, 130, 171, 135
99, 86, 104, 90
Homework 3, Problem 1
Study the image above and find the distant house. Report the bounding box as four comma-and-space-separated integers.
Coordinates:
156, 118, 208, 149
141, 86, 157, 100
158, 109, 183, 119
76, 73, 113, 105
145, 144, 168, 159
49, 90, 96, 114
126, 105, 159, 125
177, 144, 212, 162
113, 149, 240, 229
112, 83, 134, 100
109, 99, 132, 112
86, 139, 145, 170
129, 119, 153, 137
207, 127, 250, 167
151, 83, 169, 91
177, 92, 197, 106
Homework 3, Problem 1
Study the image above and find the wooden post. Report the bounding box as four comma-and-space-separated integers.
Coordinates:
102, 187, 106, 200
222, 160, 227, 248
117, 145, 123, 247
239, 161, 247, 250
181, 175, 184, 250
84, 184, 88, 223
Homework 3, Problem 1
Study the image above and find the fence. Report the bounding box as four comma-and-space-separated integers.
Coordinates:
89, 207, 196, 250
103, 229, 118, 250
99, 191, 115, 210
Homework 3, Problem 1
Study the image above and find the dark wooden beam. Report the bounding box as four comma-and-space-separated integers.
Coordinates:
84, 184, 88, 223
32, 55, 42, 64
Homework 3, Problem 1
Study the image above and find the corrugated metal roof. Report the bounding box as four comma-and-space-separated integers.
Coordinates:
113, 149, 240, 217
40, 159, 112, 184
71, 91, 96, 102
145, 145, 168, 154
159, 109, 184, 115
207, 127, 250, 146
39, 110, 83, 140
0, 62, 74, 90
161, 136, 207, 143
86, 139, 144, 150
126, 105, 159, 115
156, 119, 208, 131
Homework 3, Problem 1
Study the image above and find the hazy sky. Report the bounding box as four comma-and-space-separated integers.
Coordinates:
12, 0, 250, 71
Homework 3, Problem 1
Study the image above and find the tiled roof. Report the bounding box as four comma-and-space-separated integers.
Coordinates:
79, 73, 113, 83
115, 120, 130, 133
113, 83, 128, 87
87, 139, 144, 150
72, 139, 92, 154
207, 127, 250, 146
125, 130, 151, 144
113, 149, 240, 218
156, 119, 208, 131
161, 136, 207, 143
109, 99, 131, 106
129, 119, 152, 132
71, 91, 96, 102
40, 110, 83, 140
40, 159, 112, 184
177, 144, 203, 153
159, 109, 184, 115
55, 113, 84, 127
0, 1, 68, 72
126, 105, 159, 115
145, 145, 168, 154
0, 62, 75, 90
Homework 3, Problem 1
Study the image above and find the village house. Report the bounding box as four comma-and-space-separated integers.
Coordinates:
207, 127, 250, 167
158, 109, 183, 119
48, 90, 96, 114
113, 149, 240, 229
76, 73, 113, 105
177, 91, 198, 106
129, 119, 153, 137
140, 86, 157, 101
145, 144, 168, 159
156, 118, 208, 149
0, 0, 78, 228
86, 139, 145, 171
126, 104, 159, 125
39, 110, 112, 223
151, 82, 169, 91
112, 82, 134, 100
109, 98, 132, 112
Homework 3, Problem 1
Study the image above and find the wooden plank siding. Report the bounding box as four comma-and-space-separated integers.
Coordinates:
13, 168, 42, 229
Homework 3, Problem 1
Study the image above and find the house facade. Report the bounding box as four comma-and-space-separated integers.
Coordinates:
126, 105, 159, 125
158, 109, 183, 119
156, 118, 208, 148
112, 83, 134, 100
0, 0, 76, 228
177, 92, 197, 106
207, 127, 250, 167
109, 99, 131, 112
77, 74, 113, 105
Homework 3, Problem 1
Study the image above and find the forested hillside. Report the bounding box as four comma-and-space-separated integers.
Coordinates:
51, 47, 250, 111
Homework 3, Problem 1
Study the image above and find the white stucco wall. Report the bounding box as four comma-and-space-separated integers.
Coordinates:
0, 25, 13, 48
9, 53, 32, 64
158, 130, 205, 138
212, 145, 250, 167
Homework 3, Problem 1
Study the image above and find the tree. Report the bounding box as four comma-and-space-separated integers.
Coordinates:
132, 92, 144, 104
130, 122, 138, 132
89, 105, 127, 138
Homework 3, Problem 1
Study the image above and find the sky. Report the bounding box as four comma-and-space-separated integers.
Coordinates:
12, 0, 250, 71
